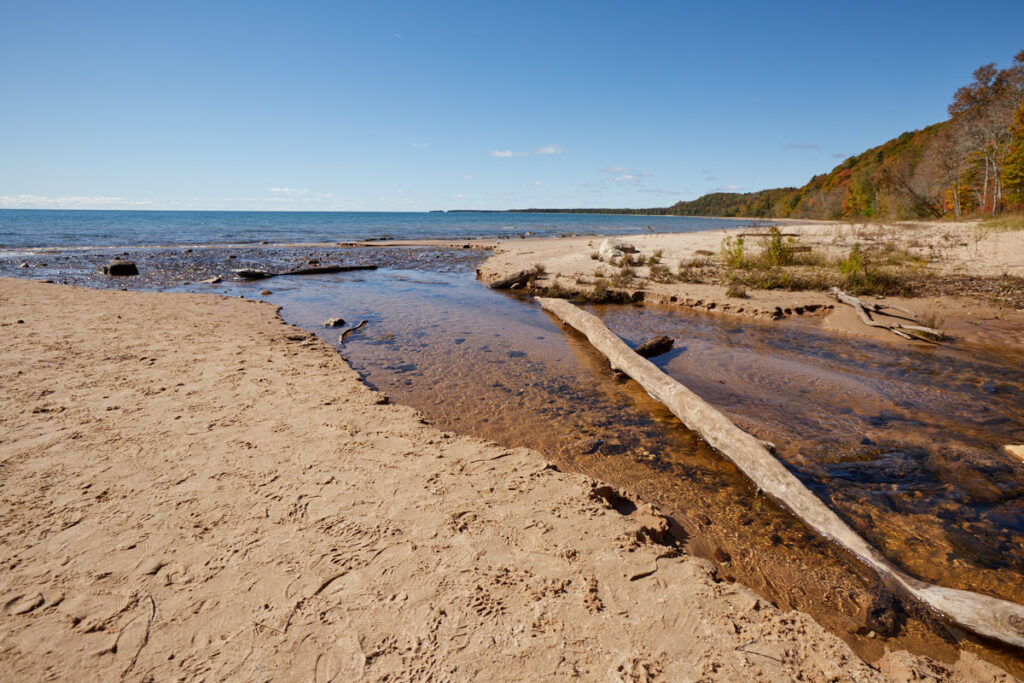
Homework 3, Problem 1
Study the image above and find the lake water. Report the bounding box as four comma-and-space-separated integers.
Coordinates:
0, 209, 755, 250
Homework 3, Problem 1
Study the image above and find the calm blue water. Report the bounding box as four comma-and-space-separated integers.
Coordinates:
0, 209, 754, 249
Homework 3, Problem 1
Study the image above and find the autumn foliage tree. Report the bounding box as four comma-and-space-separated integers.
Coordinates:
1004, 100, 1024, 208
946, 50, 1024, 214
599, 49, 1024, 221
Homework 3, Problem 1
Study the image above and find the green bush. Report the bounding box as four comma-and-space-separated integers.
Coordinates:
762, 226, 793, 267
839, 243, 864, 276
721, 236, 746, 268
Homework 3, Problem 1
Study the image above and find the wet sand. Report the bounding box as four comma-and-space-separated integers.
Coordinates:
7, 277, 1013, 681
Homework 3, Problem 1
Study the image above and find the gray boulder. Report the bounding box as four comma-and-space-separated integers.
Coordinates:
598, 238, 637, 262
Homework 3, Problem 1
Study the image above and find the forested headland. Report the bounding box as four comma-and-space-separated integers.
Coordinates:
510, 49, 1024, 221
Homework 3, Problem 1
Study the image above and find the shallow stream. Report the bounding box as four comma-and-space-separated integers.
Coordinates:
4, 244, 1024, 672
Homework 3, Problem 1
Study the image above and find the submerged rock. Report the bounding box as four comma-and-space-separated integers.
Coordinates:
322, 317, 346, 328
103, 259, 139, 276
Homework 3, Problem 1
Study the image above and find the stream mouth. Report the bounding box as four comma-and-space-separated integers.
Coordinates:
4, 244, 1024, 672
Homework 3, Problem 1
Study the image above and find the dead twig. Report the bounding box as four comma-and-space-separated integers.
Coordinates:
120, 595, 156, 679
253, 620, 287, 635
735, 639, 785, 664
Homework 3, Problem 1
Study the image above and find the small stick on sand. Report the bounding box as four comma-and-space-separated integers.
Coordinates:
537, 295, 1024, 649
121, 595, 156, 678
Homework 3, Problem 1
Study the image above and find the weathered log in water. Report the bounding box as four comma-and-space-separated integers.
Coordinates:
283, 265, 377, 276
234, 264, 378, 280
536, 295, 1024, 649
635, 335, 674, 359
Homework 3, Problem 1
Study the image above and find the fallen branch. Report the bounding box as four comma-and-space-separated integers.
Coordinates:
234, 264, 377, 280
536, 296, 1024, 649
830, 288, 944, 341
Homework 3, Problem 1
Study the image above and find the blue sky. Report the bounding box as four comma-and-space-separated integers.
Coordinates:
1, 0, 1022, 212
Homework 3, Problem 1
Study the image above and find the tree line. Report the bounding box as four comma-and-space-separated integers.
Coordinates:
664, 49, 1024, 220
508, 50, 1024, 221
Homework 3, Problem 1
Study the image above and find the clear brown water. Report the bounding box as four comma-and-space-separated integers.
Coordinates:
4, 245, 1024, 671
269, 261, 1024, 672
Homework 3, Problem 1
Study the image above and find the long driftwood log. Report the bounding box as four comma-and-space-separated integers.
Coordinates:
536, 296, 1024, 649
234, 265, 378, 280
830, 288, 944, 341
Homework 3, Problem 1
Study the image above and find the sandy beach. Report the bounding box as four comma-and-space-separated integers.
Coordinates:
1, 276, 1016, 681
475, 220, 1024, 349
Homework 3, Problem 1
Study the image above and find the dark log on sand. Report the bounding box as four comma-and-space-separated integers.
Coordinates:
536, 295, 1024, 648
234, 264, 377, 280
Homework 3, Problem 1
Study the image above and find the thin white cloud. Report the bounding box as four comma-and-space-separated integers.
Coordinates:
639, 188, 688, 196
611, 173, 650, 185
0, 194, 153, 208
463, 175, 473, 180
267, 187, 309, 195
533, 144, 563, 155
600, 166, 629, 174
713, 185, 743, 192
453, 193, 465, 199
491, 149, 527, 158
532, 181, 543, 186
